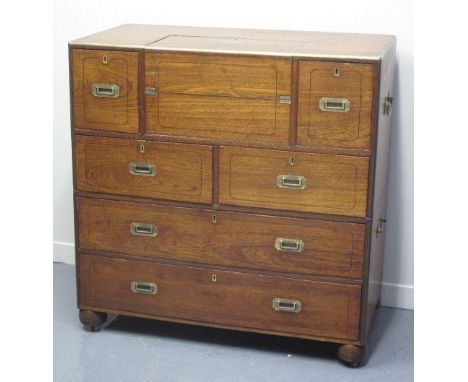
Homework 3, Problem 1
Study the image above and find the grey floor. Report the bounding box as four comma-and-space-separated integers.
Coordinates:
54, 262, 413, 382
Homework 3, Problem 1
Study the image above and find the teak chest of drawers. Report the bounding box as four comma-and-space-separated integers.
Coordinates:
69, 24, 396, 367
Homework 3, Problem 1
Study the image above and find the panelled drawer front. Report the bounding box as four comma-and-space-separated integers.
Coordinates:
72, 49, 139, 133
75, 135, 213, 204
78, 197, 365, 279
80, 255, 361, 341
297, 61, 375, 150
145, 52, 291, 144
219, 147, 369, 217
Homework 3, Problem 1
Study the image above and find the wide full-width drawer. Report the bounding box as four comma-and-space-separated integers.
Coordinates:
79, 255, 361, 341
74, 135, 213, 204
219, 147, 369, 217
297, 61, 375, 150
72, 49, 139, 133
78, 197, 365, 279
145, 52, 291, 144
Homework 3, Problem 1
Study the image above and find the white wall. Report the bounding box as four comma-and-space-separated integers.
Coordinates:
53, 0, 413, 309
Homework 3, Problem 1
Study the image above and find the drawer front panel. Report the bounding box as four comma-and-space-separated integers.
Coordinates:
145, 53, 291, 144
72, 49, 139, 133
79, 255, 361, 340
75, 135, 212, 204
78, 198, 365, 279
297, 61, 375, 149
219, 147, 369, 217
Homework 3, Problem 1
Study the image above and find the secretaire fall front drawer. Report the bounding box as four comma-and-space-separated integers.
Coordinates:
79, 255, 361, 341
78, 197, 365, 279
72, 49, 139, 133
219, 147, 369, 217
74, 135, 213, 204
144, 52, 291, 144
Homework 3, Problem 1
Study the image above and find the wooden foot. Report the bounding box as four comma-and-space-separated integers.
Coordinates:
79, 310, 107, 332
337, 344, 366, 367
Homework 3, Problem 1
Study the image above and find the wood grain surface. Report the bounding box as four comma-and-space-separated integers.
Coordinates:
79, 254, 361, 340
219, 146, 369, 217
75, 135, 213, 204
145, 53, 291, 144
72, 49, 139, 133
78, 197, 366, 279
297, 61, 375, 150
69, 26, 397, 355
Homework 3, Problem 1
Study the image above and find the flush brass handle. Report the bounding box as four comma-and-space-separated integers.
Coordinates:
277, 175, 307, 189
130, 223, 158, 237
92, 83, 120, 98
129, 162, 156, 176
130, 281, 157, 295
272, 298, 302, 313
319, 97, 350, 112
275, 238, 304, 253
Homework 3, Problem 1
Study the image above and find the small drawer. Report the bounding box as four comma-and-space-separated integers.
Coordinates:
72, 49, 139, 133
219, 147, 369, 217
297, 61, 376, 150
79, 255, 362, 341
75, 136, 212, 204
145, 52, 291, 144
78, 198, 365, 279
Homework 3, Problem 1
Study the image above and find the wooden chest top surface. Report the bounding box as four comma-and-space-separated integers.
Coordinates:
69, 24, 395, 60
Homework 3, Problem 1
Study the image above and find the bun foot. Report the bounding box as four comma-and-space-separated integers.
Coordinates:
337, 344, 366, 367
79, 310, 107, 332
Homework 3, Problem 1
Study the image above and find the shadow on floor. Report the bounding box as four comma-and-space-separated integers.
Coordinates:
363, 307, 398, 365
104, 313, 338, 361
100, 306, 398, 366
100, 307, 396, 364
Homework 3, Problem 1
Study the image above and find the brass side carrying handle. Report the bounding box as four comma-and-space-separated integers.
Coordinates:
272, 298, 302, 313
129, 162, 156, 177
277, 175, 307, 189
319, 97, 350, 112
130, 223, 158, 237
92, 83, 120, 98
384, 94, 394, 115
275, 238, 304, 253
131, 281, 157, 295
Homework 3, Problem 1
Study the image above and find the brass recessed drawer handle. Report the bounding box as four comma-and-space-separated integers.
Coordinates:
92, 83, 120, 98
272, 298, 302, 313
275, 238, 304, 253
130, 223, 158, 237
319, 97, 350, 112
277, 175, 307, 189
129, 162, 156, 176
131, 281, 157, 295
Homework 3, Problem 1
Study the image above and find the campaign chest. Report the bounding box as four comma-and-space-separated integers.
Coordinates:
69, 24, 396, 367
